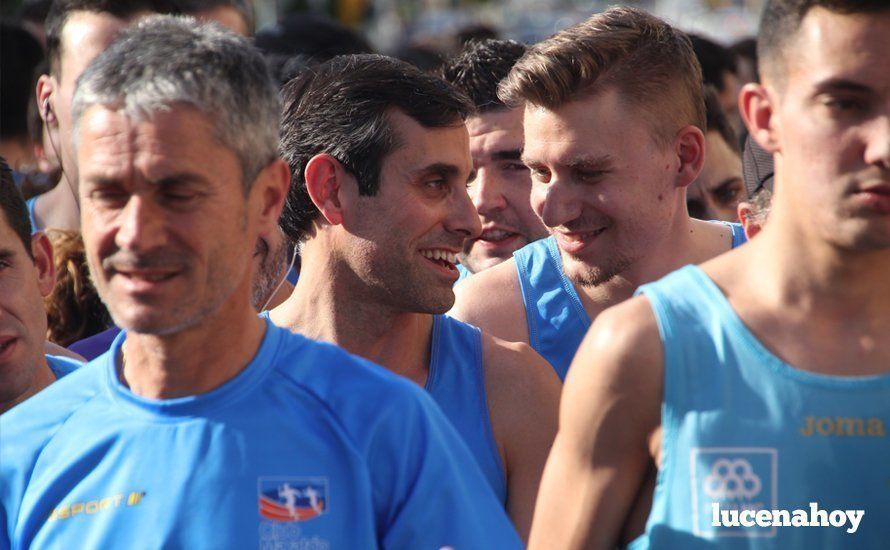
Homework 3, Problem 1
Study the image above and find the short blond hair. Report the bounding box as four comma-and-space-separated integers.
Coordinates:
498, 6, 705, 147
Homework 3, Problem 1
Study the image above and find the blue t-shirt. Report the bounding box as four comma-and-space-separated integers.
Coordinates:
1, 321, 521, 549
427, 315, 506, 503
629, 265, 890, 549
45, 354, 83, 379
514, 222, 747, 380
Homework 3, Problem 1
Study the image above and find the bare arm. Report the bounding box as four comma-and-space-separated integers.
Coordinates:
528, 296, 663, 549
483, 335, 561, 542
450, 259, 530, 345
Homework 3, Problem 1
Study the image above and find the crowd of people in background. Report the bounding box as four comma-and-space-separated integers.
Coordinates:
0, 0, 887, 548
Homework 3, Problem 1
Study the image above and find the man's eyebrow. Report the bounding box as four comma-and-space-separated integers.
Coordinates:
412, 163, 461, 179
566, 155, 614, 171
491, 149, 523, 161
812, 77, 873, 96
148, 172, 211, 187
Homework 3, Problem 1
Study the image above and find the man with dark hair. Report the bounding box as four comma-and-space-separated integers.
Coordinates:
2, 18, 516, 548
272, 54, 558, 541
686, 87, 745, 222
32, 0, 178, 232
0, 157, 80, 414
451, 7, 746, 381
689, 33, 743, 131
440, 39, 548, 280
531, 1, 889, 547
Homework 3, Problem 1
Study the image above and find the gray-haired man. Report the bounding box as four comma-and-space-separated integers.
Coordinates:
0, 16, 521, 548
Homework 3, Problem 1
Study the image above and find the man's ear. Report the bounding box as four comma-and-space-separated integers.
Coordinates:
674, 125, 706, 189
31, 232, 56, 298
250, 158, 290, 237
739, 83, 779, 154
36, 75, 57, 127
304, 153, 348, 227
737, 201, 764, 240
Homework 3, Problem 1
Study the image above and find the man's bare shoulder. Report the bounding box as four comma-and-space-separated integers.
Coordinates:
480, 333, 561, 410
450, 259, 528, 344
564, 295, 663, 419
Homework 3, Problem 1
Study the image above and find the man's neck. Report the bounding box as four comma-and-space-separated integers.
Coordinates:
35, 176, 80, 231
120, 302, 266, 400
270, 255, 433, 385
573, 214, 716, 318
754, 209, 890, 315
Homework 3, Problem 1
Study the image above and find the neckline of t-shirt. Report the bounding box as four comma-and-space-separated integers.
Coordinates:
686, 264, 890, 389
102, 317, 286, 420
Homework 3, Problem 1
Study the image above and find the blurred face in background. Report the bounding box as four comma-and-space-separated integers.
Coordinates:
686, 130, 744, 222
460, 108, 547, 274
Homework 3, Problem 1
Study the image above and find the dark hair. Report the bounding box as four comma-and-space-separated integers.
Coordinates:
440, 39, 526, 113
1, 21, 45, 141
254, 13, 372, 61
0, 157, 34, 258
171, 0, 253, 34
730, 36, 758, 81
278, 54, 473, 242
45, 0, 180, 75
689, 34, 738, 93
17, 0, 54, 24
758, 0, 890, 83
499, 6, 705, 147
703, 85, 739, 155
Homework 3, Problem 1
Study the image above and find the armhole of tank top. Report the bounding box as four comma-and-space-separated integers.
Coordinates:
473, 325, 508, 498
638, 287, 684, 500
513, 251, 539, 350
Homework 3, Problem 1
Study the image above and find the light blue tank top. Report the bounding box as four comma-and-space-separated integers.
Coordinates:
454, 263, 472, 286
26, 197, 39, 233
426, 315, 507, 504
515, 223, 747, 380
631, 265, 890, 549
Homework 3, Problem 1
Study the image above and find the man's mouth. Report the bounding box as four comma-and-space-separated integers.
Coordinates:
112, 268, 181, 291
554, 227, 607, 253
0, 336, 18, 358
420, 248, 459, 273
478, 228, 518, 243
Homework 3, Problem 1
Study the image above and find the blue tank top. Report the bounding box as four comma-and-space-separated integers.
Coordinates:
630, 265, 890, 549
426, 315, 507, 504
515, 223, 747, 380
26, 197, 39, 233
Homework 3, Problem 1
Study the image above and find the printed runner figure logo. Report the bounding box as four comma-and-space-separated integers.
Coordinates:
259, 478, 328, 522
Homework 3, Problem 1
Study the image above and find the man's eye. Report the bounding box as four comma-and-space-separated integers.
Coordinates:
824, 97, 867, 114
89, 189, 128, 205
576, 170, 607, 183
425, 179, 447, 190
502, 162, 528, 172
530, 168, 551, 183
713, 181, 744, 206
